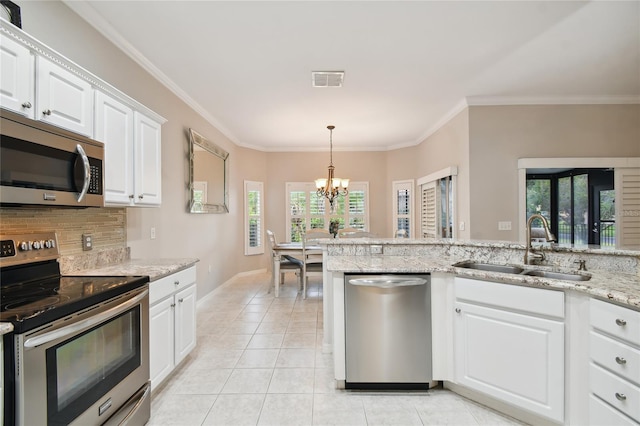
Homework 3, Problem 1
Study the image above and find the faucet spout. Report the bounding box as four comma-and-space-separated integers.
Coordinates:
525, 214, 556, 265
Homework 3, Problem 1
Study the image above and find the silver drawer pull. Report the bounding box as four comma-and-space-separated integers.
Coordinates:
615, 392, 627, 401
615, 318, 627, 327
22, 101, 32, 109
455, 308, 461, 314
615, 356, 627, 365
174, 280, 180, 286
178, 298, 184, 303
42, 109, 52, 116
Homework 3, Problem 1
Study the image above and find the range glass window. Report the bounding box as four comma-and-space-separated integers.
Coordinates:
46, 307, 141, 425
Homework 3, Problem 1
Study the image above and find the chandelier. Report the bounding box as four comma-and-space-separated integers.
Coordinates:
315, 125, 349, 210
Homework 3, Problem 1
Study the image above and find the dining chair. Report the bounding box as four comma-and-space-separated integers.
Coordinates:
302, 230, 328, 299
266, 229, 303, 294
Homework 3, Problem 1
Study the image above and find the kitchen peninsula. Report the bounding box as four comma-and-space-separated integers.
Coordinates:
321, 238, 640, 425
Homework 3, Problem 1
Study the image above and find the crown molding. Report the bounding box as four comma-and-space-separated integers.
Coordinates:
62, 0, 240, 145
466, 95, 640, 106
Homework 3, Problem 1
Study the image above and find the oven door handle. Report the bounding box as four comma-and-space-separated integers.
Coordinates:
24, 289, 148, 348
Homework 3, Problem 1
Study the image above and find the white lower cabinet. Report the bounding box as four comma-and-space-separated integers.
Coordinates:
453, 277, 565, 423
149, 267, 197, 389
589, 299, 640, 424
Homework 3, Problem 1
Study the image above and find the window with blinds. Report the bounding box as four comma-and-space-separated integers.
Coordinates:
286, 182, 369, 241
244, 181, 264, 255
392, 180, 414, 237
418, 167, 457, 239
616, 167, 640, 249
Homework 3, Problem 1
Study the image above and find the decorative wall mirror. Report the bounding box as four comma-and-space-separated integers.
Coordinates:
188, 128, 229, 213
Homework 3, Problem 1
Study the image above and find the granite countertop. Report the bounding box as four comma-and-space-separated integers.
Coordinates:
70, 258, 199, 281
327, 255, 640, 309
1, 322, 14, 336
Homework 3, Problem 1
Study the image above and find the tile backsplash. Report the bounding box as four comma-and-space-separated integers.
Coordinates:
0, 207, 126, 255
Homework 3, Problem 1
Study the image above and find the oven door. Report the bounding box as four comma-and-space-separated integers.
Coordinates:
14, 287, 149, 426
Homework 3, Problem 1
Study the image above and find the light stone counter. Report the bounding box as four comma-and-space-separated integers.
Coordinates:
324, 238, 640, 309
69, 258, 199, 282
0, 322, 14, 336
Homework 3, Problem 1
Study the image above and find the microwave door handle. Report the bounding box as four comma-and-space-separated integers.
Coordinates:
75, 144, 91, 202
23, 289, 148, 348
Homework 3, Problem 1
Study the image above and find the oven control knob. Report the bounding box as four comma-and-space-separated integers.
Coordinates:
19, 241, 30, 251
44, 239, 55, 249
32, 240, 42, 250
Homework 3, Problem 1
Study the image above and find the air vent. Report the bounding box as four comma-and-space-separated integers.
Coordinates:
312, 71, 345, 87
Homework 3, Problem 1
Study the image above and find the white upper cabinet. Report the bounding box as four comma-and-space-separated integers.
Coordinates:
133, 112, 162, 206
36, 56, 93, 136
0, 32, 34, 117
1, 20, 166, 207
94, 91, 135, 205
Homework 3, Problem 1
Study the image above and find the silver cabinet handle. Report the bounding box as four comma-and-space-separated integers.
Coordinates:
42, 109, 52, 116
22, 101, 32, 109
178, 298, 184, 303
129, 194, 135, 199
616, 318, 627, 326
615, 356, 627, 365
138, 195, 144, 199
455, 308, 461, 314
174, 280, 180, 286
615, 392, 627, 401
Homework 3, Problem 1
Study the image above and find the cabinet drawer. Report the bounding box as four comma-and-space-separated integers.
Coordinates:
590, 363, 640, 422
591, 331, 640, 386
150, 266, 196, 305
590, 299, 640, 347
589, 394, 638, 426
454, 277, 564, 318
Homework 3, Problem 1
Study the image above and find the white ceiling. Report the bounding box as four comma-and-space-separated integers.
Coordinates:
65, 1, 640, 152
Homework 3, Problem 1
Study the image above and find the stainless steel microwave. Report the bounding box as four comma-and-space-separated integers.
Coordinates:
0, 109, 104, 207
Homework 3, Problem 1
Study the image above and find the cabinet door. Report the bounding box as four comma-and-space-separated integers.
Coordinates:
0, 33, 34, 117
95, 91, 135, 206
174, 284, 197, 365
149, 296, 175, 389
36, 56, 93, 136
133, 112, 162, 206
454, 301, 565, 422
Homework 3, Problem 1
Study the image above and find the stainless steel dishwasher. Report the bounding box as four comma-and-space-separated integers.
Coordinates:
345, 274, 432, 390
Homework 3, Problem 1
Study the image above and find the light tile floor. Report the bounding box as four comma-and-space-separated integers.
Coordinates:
149, 272, 524, 426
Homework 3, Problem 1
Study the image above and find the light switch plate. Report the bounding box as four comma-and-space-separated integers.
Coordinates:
498, 221, 512, 231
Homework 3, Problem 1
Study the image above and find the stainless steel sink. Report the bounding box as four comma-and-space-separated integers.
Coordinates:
521, 270, 591, 281
453, 261, 524, 274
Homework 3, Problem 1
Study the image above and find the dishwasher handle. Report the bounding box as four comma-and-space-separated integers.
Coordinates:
348, 276, 427, 288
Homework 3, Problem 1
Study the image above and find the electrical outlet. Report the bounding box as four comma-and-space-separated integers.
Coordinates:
459, 221, 465, 231
498, 221, 512, 231
370, 245, 383, 255
150, 227, 156, 240
82, 234, 93, 251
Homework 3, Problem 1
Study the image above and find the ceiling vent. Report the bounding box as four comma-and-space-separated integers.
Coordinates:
312, 71, 345, 88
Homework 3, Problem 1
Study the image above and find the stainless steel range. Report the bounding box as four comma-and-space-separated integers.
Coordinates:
1, 232, 150, 426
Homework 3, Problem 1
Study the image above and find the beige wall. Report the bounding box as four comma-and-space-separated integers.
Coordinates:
265, 151, 388, 239
7, 0, 268, 298
468, 104, 640, 241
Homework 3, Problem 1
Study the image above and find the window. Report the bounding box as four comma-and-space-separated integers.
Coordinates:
244, 181, 264, 255
392, 180, 414, 237
286, 182, 369, 242
417, 167, 457, 239
526, 169, 614, 247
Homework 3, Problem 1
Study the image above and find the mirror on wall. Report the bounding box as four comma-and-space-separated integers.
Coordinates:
188, 129, 229, 213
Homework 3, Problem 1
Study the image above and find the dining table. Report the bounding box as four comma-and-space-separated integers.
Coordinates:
271, 241, 321, 298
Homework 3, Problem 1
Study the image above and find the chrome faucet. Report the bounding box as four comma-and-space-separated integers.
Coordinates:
525, 214, 557, 265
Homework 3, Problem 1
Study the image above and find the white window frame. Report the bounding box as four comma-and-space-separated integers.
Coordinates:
244, 180, 264, 255
417, 166, 458, 239
285, 181, 370, 241
392, 180, 414, 238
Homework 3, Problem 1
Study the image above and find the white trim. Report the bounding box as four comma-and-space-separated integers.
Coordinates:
518, 157, 640, 170
417, 166, 459, 186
